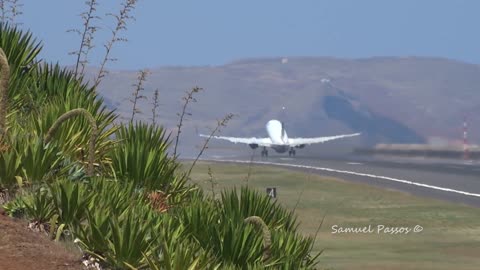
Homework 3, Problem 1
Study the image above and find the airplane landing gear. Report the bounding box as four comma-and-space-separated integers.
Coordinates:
288, 148, 296, 157
261, 147, 268, 157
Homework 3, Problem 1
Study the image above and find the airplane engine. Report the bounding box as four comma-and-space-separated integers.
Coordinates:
295, 144, 306, 149
249, 143, 259, 149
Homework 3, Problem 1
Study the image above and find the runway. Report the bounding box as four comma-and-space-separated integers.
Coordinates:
199, 155, 480, 207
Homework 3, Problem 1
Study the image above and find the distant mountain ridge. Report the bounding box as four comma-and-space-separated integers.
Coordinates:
86, 56, 480, 156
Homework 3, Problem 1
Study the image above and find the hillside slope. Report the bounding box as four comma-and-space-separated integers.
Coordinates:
89, 57, 480, 156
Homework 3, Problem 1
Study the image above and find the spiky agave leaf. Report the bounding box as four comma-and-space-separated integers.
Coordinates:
72, 178, 141, 264
22, 186, 56, 225
48, 179, 92, 234
21, 136, 63, 184
87, 177, 138, 217
220, 186, 299, 232
210, 217, 264, 267
28, 63, 94, 105
0, 23, 42, 109
73, 206, 112, 260
0, 143, 22, 190
269, 229, 321, 269
177, 193, 265, 267
143, 238, 213, 270
103, 206, 160, 269
23, 68, 118, 175
176, 194, 220, 246
109, 121, 179, 191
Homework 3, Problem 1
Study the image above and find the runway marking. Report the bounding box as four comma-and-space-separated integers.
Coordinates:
202, 159, 480, 198
447, 166, 463, 169
347, 162, 363, 165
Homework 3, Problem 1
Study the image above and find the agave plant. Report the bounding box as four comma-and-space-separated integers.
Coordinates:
0, 116, 24, 190
0, 144, 22, 190
0, 124, 62, 187
0, 23, 42, 110
141, 212, 209, 269
144, 238, 213, 270
72, 178, 162, 268
269, 229, 321, 269
87, 177, 138, 217
100, 207, 160, 269
109, 122, 180, 191
2, 194, 26, 217
74, 207, 112, 260
29, 63, 94, 103
220, 186, 299, 232
209, 217, 265, 268
20, 136, 63, 184
177, 194, 220, 246
22, 186, 56, 232
177, 193, 269, 268
48, 179, 93, 239
72, 178, 139, 265
24, 65, 118, 175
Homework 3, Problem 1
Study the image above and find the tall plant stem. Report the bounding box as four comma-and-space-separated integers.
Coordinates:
245, 216, 272, 262
45, 108, 98, 177
188, 113, 234, 177
173, 86, 201, 158
0, 48, 9, 138
73, 0, 98, 78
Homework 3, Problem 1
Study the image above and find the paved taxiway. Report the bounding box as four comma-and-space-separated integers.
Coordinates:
200, 155, 480, 207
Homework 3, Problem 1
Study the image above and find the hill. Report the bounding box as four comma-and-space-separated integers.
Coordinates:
87, 56, 480, 157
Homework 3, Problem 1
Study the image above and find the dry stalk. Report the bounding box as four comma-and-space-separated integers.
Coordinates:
206, 166, 218, 198
0, 0, 5, 21
93, 0, 138, 88
173, 86, 202, 158
69, 0, 99, 79
150, 88, 160, 125
188, 113, 234, 176
44, 108, 98, 177
244, 149, 256, 186
0, 0, 22, 25
147, 190, 170, 213
129, 69, 149, 122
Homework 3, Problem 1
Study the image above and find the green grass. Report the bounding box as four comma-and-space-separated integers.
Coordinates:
184, 161, 480, 270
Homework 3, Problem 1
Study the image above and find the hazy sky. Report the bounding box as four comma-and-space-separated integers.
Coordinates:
16, 0, 480, 69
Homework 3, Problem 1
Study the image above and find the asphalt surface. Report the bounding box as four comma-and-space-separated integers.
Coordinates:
199, 154, 480, 207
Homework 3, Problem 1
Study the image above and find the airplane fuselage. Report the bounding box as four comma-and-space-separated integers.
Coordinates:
266, 119, 289, 153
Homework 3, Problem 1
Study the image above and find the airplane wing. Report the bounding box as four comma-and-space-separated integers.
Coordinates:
199, 134, 272, 147
288, 133, 361, 147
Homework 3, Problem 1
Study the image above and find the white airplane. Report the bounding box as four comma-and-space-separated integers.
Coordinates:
200, 119, 361, 157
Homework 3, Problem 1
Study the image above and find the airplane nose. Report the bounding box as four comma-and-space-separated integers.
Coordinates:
266, 120, 274, 128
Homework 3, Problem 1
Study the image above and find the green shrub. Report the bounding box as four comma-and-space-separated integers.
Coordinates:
109, 122, 178, 191
0, 23, 41, 110
49, 179, 92, 239
22, 186, 55, 224
2, 195, 26, 217
220, 186, 298, 232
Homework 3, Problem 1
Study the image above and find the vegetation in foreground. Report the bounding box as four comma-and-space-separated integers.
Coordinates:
188, 161, 480, 270
0, 23, 321, 269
